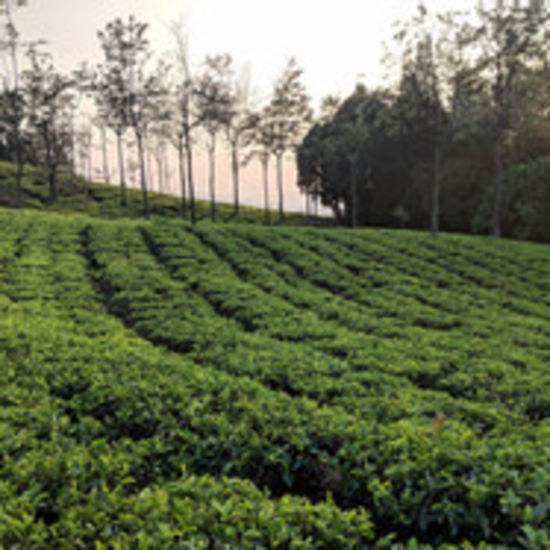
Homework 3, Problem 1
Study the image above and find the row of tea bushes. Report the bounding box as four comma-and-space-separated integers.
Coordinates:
221, 223, 550, 420
142, 222, 516, 432
1, 209, 549, 546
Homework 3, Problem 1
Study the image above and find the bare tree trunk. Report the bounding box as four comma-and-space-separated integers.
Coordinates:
276, 152, 284, 223
69, 122, 76, 176
348, 153, 359, 227
146, 148, 154, 192
431, 142, 441, 235
48, 165, 57, 201
177, 134, 187, 217
163, 146, 169, 195
209, 132, 216, 222
116, 130, 127, 206
126, 147, 134, 189
101, 125, 110, 183
492, 35, 504, 239
10, 92, 24, 205
492, 134, 503, 238
41, 124, 57, 201
156, 154, 163, 194
172, 25, 194, 218
262, 156, 270, 225
231, 140, 240, 216
185, 135, 196, 224
14, 144, 23, 205
5, 0, 23, 205
87, 129, 92, 182
136, 131, 150, 219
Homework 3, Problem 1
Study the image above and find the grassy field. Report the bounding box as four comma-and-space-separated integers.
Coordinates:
0, 161, 329, 225
1, 194, 549, 546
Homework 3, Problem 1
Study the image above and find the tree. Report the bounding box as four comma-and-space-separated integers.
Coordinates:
194, 53, 234, 222
342, 114, 366, 228
77, 68, 112, 185
91, 20, 135, 205
393, 44, 444, 233
392, 3, 476, 235
298, 86, 395, 226
442, 61, 496, 233
170, 23, 199, 223
224, 65, 254, 216
22, 44, 73, 201
468, 0, 549, 237
303, 95, 341, 215
243, 106, 276, 224
95, 115, 111, 184
269, 58, 312, 222
149, 119, 171, 193
0, 0, 28, 203
128, 58, 170, 218
96, 16, 170, 218
318, 95, 341, 124
75, 121, 93, 180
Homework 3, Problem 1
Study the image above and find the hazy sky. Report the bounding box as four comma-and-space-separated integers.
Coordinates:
13, 0, 482, 104
11, 0, 479, 212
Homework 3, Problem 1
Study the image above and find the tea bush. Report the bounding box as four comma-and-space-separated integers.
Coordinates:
1, 208, 549, 547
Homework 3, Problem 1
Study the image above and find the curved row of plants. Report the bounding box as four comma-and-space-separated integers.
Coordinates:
87, 221, 501, 431
142, 222, 520, 430
84, 216, 550, 544
222, 224, 550, 413
0, 211, 377, 547
1, 210, 549, 546
144, 220, 550, 425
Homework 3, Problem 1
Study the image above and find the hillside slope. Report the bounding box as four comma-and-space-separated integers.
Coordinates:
1, 207, 549, 548
0, 161, 329, 225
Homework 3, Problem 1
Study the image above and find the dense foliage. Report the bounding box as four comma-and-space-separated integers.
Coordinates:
1, 206, 549, 547
297, 2, 550, 241
298, 85, 550, 242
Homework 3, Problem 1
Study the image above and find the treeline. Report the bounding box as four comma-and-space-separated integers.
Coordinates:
3, 1, 550, 241
298, 1, 550, 242
0, 3, 312, 222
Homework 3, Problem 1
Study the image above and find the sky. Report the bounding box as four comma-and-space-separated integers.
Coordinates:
9, 0, 478, 213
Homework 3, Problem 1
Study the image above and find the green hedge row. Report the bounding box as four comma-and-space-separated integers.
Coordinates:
0, 211, 377, 547
1, 210, 549, 546
142, 222, 518, 432
223, 223, 550, 418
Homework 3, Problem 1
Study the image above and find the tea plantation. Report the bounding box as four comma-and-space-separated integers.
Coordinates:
1, 207, 549, 548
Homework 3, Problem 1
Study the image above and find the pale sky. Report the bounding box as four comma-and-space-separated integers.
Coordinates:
10, 0, 478, 213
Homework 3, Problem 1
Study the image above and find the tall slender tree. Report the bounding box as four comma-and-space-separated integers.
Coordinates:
96, 118, 110, 183
240, 106, 278, 224
225, 65, 254, 216
392, 3, 472, 235
0, 0, 28, 203
269, 58, 312, 222
150, 120, 171, 193
75, 121, 93, 180
96, 16, 170, 218
171, 23, 198, 222
129, 59, 170, 217
194, 53, 234, 222
23, 44, 73, 201
468, 0, 549, 237
90, 22, 134, 205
